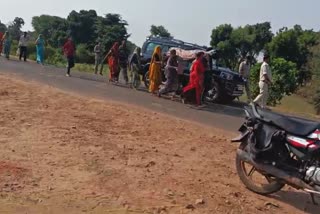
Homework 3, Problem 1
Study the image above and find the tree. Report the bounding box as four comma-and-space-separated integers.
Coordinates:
267, 25, 318, 85
210, 23, 273, 69
8, 17, 25, 40
95, 14, 129, 54
67, 10, 98, 48
0, 20, 7, 32
32, 15, 69, 48
250, 58, 298, 106
210, 24, 236, 68
150, 25, 172, 38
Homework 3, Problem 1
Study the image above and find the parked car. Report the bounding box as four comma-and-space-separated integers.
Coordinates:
140, 36, 245, 104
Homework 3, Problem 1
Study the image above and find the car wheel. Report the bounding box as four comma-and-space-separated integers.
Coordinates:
144, 71, 150, 89
203, 81, 221, 103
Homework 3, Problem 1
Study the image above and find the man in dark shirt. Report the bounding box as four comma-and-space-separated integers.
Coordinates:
63, 37, 76, 77
118, 40, 129, 84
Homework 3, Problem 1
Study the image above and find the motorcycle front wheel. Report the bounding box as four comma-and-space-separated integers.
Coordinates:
236, 142, 285, 195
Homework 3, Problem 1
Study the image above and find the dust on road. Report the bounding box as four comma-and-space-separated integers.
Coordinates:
0, 73, 317, 214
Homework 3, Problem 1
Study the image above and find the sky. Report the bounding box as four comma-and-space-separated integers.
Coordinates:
1, 0, 320, 47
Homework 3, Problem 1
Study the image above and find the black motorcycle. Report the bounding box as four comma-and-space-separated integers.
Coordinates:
232, 103, 320, 204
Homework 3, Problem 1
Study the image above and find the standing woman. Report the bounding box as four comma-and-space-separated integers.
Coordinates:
2, 31, 11, 59
35, 34, 45, 65
102, 42, 120, 82
181, 52, 206, 106
149, 46, 162, 94
129, 47, 142, 89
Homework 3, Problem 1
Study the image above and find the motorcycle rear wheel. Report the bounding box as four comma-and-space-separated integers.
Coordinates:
236, 143, 285, 195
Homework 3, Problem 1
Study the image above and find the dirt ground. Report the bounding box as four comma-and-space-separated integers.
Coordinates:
0, 73, 318, 214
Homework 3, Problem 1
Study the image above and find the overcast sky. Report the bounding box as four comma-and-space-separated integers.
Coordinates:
1, 0, 320, 46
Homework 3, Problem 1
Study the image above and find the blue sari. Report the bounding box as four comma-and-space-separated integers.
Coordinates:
36, 38, 45, 64
3, 36, 11, 59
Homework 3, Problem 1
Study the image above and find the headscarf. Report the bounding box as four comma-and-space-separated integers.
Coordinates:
129, 47, 141, 67
151, 45, 162, 63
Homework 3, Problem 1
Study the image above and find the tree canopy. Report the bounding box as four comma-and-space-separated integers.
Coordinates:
0, 20, 7, 32
267, 25, 318, 85
8, 17, 25, 40
210, 22, 273, 69
150, 25, 172, 38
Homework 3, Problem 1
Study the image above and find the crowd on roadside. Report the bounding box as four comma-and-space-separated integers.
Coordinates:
0, 31, 272, 109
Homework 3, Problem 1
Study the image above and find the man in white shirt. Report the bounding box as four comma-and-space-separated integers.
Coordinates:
18, 32, 28, 62
253, 54, 272, 108
239, 56, 251, 102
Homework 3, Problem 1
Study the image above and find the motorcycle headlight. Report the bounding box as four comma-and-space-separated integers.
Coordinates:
220, 72, 234, 80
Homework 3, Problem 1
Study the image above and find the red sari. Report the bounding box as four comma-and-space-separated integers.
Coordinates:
183, 58, 206, 105
108, 42, 120, 81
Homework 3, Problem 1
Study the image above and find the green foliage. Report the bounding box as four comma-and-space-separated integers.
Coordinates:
7, 17, 25, 40
32, 15, 69, 48
267, 25, 318, 85
250, 58, 298, 106
67, 10, 98, 48
75, 44, 94, 64
211, 22, 272, 69
95, 14, 129, 54
0, 20, 7, 32
150, 25, 172, 38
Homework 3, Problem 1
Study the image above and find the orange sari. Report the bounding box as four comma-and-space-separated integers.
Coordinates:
149, 46, 162, 93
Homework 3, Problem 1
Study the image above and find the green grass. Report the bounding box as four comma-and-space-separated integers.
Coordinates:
74, 63, 110, 76
240, 93, 319, 119
275, 95, 316, 115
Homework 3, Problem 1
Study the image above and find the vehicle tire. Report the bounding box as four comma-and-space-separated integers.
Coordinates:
144, 71, 150, 89
203, 80, 222, 103
236, 142, 285, 195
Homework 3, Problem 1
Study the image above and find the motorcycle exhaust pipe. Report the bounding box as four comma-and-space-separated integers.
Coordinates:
237, 149, 315, 191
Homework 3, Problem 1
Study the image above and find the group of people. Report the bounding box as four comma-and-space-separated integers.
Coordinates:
91, 41, 208, 106
0, 31, 46, 65
1, 31, 272, 108
239, 54, 272, 109
147, 45, 208, 106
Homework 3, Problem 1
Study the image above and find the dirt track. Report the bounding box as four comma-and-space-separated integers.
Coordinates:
0, 74, 318, 214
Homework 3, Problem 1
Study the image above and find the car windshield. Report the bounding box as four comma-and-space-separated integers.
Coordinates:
145, 42, 170, 56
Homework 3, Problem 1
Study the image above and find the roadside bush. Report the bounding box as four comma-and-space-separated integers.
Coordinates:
250, 58, 299, 106
75, 44, 94, 64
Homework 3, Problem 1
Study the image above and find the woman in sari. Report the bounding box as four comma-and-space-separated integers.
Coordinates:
149, 46, 162, 94
2, 31, 11, 59
158, 49, 178, 97
181, 52, 206, 106
102, 42, 120, 82
129, 47, 142, 89
35, 34, 45, 65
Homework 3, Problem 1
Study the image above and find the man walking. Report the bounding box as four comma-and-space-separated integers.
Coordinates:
239, 55, 252, 103
94, 42, 102, 75
18, 32, 28, 62
253, 54, 272, 109
63, 37, 76, 77
118, 40, 129, 84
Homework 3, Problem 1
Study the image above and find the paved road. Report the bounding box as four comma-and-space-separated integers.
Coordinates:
0, 58, 245, 132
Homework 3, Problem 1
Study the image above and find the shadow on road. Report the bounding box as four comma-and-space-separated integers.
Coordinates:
269, 190, 319, 214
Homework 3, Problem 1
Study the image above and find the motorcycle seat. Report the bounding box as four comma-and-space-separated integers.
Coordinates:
256, 108, 320, 136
